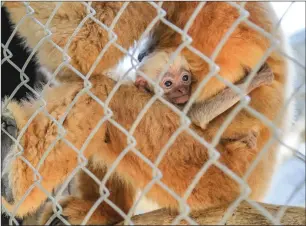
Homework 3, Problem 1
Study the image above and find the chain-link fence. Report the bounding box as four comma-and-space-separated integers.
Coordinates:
1, 1, 305, 225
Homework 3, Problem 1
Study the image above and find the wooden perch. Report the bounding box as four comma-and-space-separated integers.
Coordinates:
118, 201, 305, 225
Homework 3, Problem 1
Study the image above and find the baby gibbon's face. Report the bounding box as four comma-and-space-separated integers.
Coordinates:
135, 52, 192, 105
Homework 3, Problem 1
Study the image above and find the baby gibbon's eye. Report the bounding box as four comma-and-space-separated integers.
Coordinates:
164, 80, 173, 88
182, 74, 189, 81
181, 72, 192, 84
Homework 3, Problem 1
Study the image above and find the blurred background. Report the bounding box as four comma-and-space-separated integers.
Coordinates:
1, 2, 305, 224
264, 2, 305, 208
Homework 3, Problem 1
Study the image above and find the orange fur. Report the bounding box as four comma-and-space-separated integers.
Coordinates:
149, 1, 288, 159
3, 76, 283, 224
3, 77, 265, 218
39, 161, 135, 224
2, 2, 291, 225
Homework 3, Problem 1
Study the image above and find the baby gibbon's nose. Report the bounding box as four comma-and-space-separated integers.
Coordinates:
178, 86, 188, 94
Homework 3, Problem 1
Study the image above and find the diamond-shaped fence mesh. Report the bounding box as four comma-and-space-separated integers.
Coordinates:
1, 1, 305, 225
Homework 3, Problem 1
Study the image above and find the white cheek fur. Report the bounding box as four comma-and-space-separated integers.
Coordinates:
105, 36, 152, 83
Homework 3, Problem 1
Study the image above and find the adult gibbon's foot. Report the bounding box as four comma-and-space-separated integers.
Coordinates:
1, 107, 18, 204
40, 196, 122, 225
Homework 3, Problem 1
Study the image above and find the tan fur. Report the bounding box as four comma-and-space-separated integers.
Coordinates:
139, 52, 190, 82
2, 2, 291, 225
4, 2, 156, 81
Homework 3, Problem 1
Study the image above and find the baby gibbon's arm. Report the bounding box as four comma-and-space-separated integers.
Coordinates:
188, 64, 274, 129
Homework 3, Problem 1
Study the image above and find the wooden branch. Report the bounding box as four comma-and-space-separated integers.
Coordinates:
118, 201, 305, 225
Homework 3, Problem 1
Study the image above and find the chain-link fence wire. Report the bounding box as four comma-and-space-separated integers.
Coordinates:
1, 1, 305, 225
